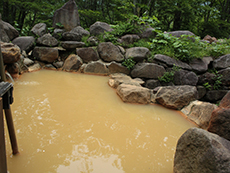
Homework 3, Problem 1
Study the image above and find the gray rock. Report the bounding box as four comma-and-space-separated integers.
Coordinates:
204, 90, 228, 103
53, 61, 63, 69
197, 85, 207, 99
71, 26, 90, 37
167, 30, 195, 38
31, 23, 47, 37
154, 54, 192, 70
131, 63, 165, 79
1, 42, 21, 64
108, 73, 144, 89
36, 33, 59, 47
61, 41, 85, 49
189, 58, 208, 73
23, 58, 34, 66
117, 83, 151, 104
97, 42, 124, 62
120, 34, 140, 45
87, 36, 99, 46
107, 61, 130, 75
174, 69, 198, 86
12, 36, 35, 53
155, 85, 198, 110
82, 61, 109, 75
28, 62, 41, 72
139, 26, 155, 39
6, 62, 20, 75
181, 100, 217, 129
0, 19, 19, 42
213, 54, 230, 69
218, 67, 230, 86
62, 31, 82, 41
198, 72, 216, 86
53, 28, 65, 39
52, 0, 80, 31
89, 21, 113, 35
44, 64, 56, 70
174, 127, 230, 173
202, 56, 213, 67
62, 54, 82, 72
145, 79, 161, 89
33, 47, 59, 63
76, 47, 99, 63
125, 47, 151, 62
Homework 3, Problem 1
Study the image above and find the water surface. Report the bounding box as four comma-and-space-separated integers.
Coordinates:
5, 70, 194, 173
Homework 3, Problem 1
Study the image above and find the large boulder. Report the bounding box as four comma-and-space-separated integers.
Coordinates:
125, 47, 151, 62
204, 90, 228, 103
12, 36, 35, 53
181, 100, 217, 129
62, 54, 82, 72
33, 47, 59, 63
155, 85, 198, 110
97, 42, 124, 62
197, 72, 216, 86
131, 62, 165, 79
71, 26, 90, 37
208, 91, 230, 141
139, 26, 155, 39
0, 19, 19, 42
174, 127, 230, 173
167, 30, 195, 38
62, 31, 82, 41
108, 73, 144, 89
52, 0, 80, 31
31, 23, 47, 37
174, 69, 198, 86
82, 61, 109, 75
213, 54, 230, 69
153, 54, 192, 70
36, 33, 59, 47
120, 34, 140, 45
76, 47, 99, 63
145, 79, 161, 89
1, 42, 21, 64
117, 83, 151, 104
89, 21, 113, 35
189, 58, 208, 74
218, 67, 230, 86
107, 61, 130, 75
61, 41, 85, 49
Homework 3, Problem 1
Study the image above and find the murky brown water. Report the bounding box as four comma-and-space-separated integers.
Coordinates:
5, 70, 194, 173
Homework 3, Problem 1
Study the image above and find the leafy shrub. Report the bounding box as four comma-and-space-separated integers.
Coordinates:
122, 57, 136, 69
158, 65, 180, 83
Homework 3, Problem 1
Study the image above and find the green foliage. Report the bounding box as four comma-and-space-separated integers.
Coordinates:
122, 57, 136, 70
203, 82, 212, 90
158, 65, 180, 83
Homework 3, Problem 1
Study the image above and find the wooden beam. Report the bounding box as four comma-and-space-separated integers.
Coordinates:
0, 97, 7, 173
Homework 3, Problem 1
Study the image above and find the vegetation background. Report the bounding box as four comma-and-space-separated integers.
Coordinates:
0, 0, 230, 38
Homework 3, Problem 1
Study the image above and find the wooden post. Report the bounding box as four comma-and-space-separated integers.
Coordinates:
0, 97, 7, 173
0, 32, 19, 155
4, 108, 19, 155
